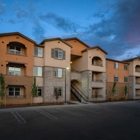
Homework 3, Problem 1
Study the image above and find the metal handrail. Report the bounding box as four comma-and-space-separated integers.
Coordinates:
71, 86, 82, 102
71, 84, 88, 101
92, 64, 103, 67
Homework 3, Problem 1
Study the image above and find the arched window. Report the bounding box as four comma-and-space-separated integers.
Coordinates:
7, 42, 26, 55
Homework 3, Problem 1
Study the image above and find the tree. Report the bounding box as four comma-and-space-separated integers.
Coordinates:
124, 85, 128, 99
31, 77, 38, 97
0, 73, 5, 100
112, 82, 116, 96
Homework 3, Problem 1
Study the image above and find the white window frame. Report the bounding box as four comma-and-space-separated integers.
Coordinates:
114, 62, 119, 69
54, 49, 63, 59
34, 67, 42, 76
114, 75, 118, 82
124, 64, 128, 70
8, 66, 21, 76
124, 76, 128, 83
8, 86, 20, 96
34, 47, 43, 57
54, 68, 62, 78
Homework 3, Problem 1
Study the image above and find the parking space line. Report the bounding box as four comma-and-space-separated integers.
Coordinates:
12, 111, 26, 124
56, 108, 83, 116
73, 107, 102, 115
36, 109, 57, 120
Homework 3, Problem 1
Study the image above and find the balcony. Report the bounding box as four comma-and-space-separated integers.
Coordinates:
135, 65, 140, 73
92, 56, 103, 67
7, 42, 27, 56
91, 72, 104, 87
8, 49, 26, 55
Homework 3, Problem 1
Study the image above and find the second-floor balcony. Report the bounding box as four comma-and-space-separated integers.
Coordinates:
135, 77, 140, 84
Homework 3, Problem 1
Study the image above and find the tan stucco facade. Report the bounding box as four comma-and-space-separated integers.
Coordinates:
0, 33, 35, 104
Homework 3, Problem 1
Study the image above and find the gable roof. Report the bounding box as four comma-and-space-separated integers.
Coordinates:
106, 58, 129, 64
123, 56, 140, 62
0, 32, 36, 44
40, 37, 72, 48
82, 46, 108, 54
64, 37, 90, 48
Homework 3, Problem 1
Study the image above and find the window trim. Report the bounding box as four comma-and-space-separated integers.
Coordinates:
114, 62, 119, 69
8, 86, 20, 97
124, 64, 128, 70
114, 75, 118, 82
124, 76, 128, 83
54, 68, 63, 78
54, 87, 63, 97
33, 66, 43, 77
51, 48, 65, 60
34, 46, 43, 57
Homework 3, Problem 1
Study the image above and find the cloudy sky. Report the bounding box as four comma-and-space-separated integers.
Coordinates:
0, 0, 140, 60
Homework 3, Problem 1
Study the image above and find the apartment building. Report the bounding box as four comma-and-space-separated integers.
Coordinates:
124, 57, 140, 99
0, 32, 140, 105
106, 58, 129, 100
0, 32, 35, 104
64, 38, 107, 102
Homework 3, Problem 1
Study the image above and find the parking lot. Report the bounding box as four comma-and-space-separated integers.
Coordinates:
0, 101, 140, 140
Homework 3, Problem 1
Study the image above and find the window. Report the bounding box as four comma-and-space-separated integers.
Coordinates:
124, 64, 128, 70
106, 60, 108, 67
114, 62, 118, 69
9, 46, 20, 54
114, 75, 118, 82
34, 67, 42, 76
124, 76, 128, 83
54, 68, 62, 77
34, 47, 43, 57
8, 86, 20, 96
51, 49, 65, 59
54, 87, 62, 97
9, 66, 21, 76
37, 87, 42, 96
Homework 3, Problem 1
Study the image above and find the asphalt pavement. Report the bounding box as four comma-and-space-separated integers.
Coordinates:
0, 101, 140, 140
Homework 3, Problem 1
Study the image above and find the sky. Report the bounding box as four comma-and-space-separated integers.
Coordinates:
0, 0, 140, 60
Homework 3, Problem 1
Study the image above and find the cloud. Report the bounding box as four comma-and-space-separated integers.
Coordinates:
84, 0, 140, 59
11, 1, 46, 42
0, 1, 5, 14
39, 13, 80, 32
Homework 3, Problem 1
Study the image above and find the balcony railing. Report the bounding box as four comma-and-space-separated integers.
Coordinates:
135, 70, 140, 72
93, 79, 103, 82
6, 95, 26, 98
8, 49, 26, 55
136, 82, 140, 84
136, 94, 140, 97
92, 64, 103, 67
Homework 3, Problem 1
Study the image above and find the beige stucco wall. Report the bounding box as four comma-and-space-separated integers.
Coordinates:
88, 48, 106, 72
65, 39, 88, 56
43, 40, 71, 68
34, 57, 44, 66
71, 51, 88, 71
